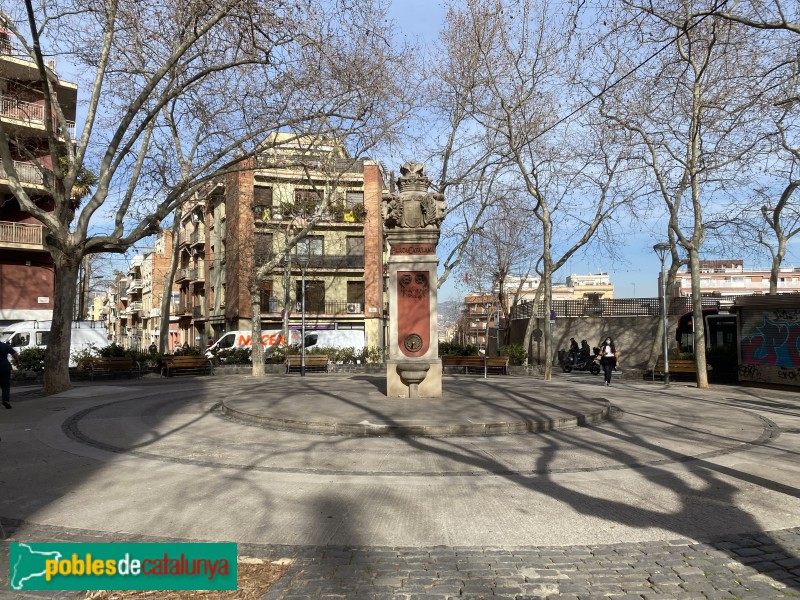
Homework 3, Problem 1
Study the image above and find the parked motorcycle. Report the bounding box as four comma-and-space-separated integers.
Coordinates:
560, 349, 601, 375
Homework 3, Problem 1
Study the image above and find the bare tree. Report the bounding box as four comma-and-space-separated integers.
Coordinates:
430, 0, 643, 379
458, 193, 537, 345
601, 3, 775, 387
0, 0, 409, 392
419, 4, 511, 289
689, 0, 800, 35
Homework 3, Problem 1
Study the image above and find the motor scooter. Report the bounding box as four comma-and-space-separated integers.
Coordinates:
561, 349, 601, 375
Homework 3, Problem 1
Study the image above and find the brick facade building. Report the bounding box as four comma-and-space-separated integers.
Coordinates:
0, 21, 77, 325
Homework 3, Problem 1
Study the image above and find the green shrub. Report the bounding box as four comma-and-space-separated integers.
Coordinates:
217, 347, 252, 364
71, 344, 100, 366
266, 345, 289, 364
127, 349, 157, 367
97, 343, 126, 357
18, 347, 46, 371
499, 344, 527, 366
438, 342, 479, 357
174, 345, 203, 356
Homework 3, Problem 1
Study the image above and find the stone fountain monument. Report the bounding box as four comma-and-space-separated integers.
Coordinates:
382, 162, 446, 398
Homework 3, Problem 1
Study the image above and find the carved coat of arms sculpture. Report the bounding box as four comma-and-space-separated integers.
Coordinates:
382, 162, 446, 230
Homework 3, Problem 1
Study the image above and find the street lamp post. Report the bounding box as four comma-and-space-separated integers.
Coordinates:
653, 243, 670, 386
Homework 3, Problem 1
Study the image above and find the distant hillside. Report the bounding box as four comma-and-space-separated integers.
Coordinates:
438, 300, 461, 326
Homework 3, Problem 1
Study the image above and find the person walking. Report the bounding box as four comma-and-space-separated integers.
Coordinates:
0, 340, 20, 409
599, 336, 619, 386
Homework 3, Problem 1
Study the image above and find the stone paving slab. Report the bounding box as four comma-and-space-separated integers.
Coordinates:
222, 376, 613, 436
1, 520, 799, 599
0, 375, 799, 598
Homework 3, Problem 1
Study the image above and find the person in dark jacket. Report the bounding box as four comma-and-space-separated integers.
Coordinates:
598, 336, 620, 386
0, 340, 20, 410
569, 338, 580, 364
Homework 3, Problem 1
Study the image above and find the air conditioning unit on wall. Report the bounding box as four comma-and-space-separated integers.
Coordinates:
346, 303, 361, 313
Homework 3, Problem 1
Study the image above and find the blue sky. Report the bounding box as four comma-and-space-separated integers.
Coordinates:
386, 0, 670, 301
45, 1, 800, 300
385, 0, 800, 303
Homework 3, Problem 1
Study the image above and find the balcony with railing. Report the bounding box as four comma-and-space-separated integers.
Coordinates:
192, 305, 206, 320
0, 96, 75, 138
261, 298, 365, 315
255, 154, 365, 174
189, 266, 205, 282
176, 267, 191, 283
128, 278, 143, 291
0, 220, 44, 249
0, 160, 48, 188
283, 254, 365, 271
256, 204, 366, 226
190, 228, 205, 247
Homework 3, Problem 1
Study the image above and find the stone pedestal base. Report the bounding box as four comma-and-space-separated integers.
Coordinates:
386, 359, 443, 398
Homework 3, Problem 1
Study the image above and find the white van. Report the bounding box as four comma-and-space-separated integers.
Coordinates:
0, 320, 108, 366
206, 329, 301, 359
302, 330, 365, 353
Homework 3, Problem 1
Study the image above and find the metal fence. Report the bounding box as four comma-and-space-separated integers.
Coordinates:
509, 296, 739, 320
260, 298, 362, 315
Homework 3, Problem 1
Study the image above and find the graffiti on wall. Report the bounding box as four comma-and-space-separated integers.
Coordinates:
740, 316, 800, 367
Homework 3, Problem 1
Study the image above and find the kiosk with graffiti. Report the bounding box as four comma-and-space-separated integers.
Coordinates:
735, 296, 800, 386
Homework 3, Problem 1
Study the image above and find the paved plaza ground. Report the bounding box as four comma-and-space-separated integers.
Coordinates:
1, 372, 799, 598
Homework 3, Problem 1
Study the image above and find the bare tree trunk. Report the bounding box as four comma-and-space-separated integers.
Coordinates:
250, 284, 265, 376
688, 249, 709, 388
43, 251, 81, 393
159, 217, 182, 354
523, 283, 545, 365
542, 262, 554, 381
81, 255, 91, 319
769, 239, 786, 294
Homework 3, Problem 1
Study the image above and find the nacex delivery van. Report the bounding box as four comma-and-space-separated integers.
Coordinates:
206, 329, 301, 359
302, 330, 365, 353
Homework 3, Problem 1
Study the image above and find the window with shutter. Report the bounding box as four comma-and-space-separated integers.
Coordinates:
255, 233, 273, 261
347, 281, 365, 304
253, 187, 273, 221
297, 280, 325, 312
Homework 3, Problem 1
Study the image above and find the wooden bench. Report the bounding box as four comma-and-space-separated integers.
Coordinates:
653, 358, 707, 380
442, 355, 509, 375
285, 355, 329, 373
79, 357, 141, 381
161, 355, 214, 377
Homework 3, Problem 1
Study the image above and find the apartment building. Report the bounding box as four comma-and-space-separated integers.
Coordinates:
0, 20, 77, 325
104, 232, 179, 350
195, 134, 386, 350
495, 273, 615, 302
457, 294, 502, 350
140, 232, 177, 349
669, 259, 800, 297
171, 201, 207, 347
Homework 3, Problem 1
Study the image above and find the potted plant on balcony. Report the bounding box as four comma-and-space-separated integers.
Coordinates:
344, 203, 366, 223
